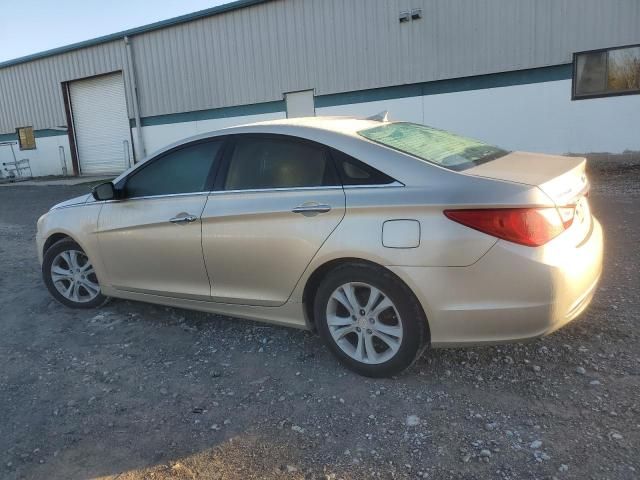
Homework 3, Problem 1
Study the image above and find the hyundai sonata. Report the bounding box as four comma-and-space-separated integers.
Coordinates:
37, 117, 603, 377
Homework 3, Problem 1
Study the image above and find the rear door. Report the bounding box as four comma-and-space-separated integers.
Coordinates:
97, 139, 224, 299
201, 134, 345, 306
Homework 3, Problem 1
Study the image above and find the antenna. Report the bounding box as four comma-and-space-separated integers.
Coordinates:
366, 111, 390, 122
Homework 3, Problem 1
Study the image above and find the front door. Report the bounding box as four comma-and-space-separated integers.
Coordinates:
97, 139, 224, 299
201, 134, 345, 306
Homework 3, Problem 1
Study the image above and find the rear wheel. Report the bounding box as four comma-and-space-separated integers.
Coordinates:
314, 263, 428, 377
42, 238, 108, 309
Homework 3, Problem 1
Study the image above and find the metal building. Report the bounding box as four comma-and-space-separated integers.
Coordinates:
1, 0, 639, 177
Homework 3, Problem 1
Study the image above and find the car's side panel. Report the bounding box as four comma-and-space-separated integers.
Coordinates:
100, 283, 308, 329
96, 195, 212, 299
340, 186, 500, 267
37, 204, 109, 289
387, 218, 603, 346
284, 179, 552, 309
201, 187, 346, 306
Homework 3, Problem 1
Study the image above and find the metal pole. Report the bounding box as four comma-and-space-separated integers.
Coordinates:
59, 146, 68, 176
124, 36, 146, 161
123, 140, 132, 168
9, 142, 17, 163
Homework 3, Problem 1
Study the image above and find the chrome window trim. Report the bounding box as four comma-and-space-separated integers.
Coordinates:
100, 191, 210, 203
343, 181, 405, 189
97, 181, 405, 203
209, 181, 404, 195
212, 185, 344, 195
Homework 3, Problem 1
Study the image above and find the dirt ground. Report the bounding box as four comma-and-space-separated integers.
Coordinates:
0, 155, 638, 480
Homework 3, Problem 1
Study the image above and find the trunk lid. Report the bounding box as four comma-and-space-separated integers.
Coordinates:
464, 151, 593, 246
465, 151, 589, 206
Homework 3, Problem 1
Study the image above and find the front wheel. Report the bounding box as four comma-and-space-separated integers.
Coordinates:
314, 264, 428, 377
42, 238, 108, 309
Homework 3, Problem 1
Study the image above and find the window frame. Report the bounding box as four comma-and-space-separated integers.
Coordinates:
572, 43, 640, 100
213, 133, 341, 192
16, 126, 36, 150
329, 147, 398, 187
116, 137, 228, 200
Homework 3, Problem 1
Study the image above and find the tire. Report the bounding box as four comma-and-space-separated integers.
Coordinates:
314, 263, 429, 377
42, 238, 108, 309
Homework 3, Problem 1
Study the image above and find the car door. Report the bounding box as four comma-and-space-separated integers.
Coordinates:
201, 134, 346, 306
97, 139, 224, 299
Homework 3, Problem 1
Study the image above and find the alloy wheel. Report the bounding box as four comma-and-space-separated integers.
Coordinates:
326, 282, 403, 364
50, 250, 100, 303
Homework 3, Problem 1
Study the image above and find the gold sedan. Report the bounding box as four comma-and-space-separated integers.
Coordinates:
36, 117, 603, 377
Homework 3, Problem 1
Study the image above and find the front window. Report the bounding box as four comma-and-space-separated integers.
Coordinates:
573, 44, 640, 99
125, 140, 222, 198
358, 122, 508, 171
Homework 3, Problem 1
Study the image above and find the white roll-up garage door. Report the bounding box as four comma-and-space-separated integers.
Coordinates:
70, 72, 133, 175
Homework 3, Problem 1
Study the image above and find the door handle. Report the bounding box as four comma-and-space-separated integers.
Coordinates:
169, 214, 198, 224
292, 204, 332, 214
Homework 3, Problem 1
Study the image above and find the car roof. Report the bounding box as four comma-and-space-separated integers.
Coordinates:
230, 116, 384, 136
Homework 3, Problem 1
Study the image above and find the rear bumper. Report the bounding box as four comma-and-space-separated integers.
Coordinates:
389, 217, 603, 347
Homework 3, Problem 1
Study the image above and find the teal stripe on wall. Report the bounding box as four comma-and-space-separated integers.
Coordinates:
36, 129, 68, 138
0, 129, 67, 142
0, 133, 17, 142
132, 100, 286, 128
315, 64, 573, 108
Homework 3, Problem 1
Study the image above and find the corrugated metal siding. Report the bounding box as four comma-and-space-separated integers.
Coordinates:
131, 0, 640, 117
0, 41, 131, 133
1, 0, 639, 134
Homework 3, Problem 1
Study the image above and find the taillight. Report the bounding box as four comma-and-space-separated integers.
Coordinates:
443, 207, 575, 247
557, 207, 576, 229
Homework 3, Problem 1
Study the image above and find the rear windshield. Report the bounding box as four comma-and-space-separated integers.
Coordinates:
358, 122, 509, 171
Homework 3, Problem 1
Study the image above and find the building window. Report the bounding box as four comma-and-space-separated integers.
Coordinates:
573, 44, 640, 99
16, 126, 36, 150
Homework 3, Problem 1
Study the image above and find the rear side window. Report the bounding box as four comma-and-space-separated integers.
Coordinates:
331, 149, 395, 186
358, 122, 508, 171
224, 136, 338, 190
125, 141, 222, 198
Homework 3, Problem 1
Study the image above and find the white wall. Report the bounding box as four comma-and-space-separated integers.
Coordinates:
317, 79, 640, 154
0, 134, 71, 178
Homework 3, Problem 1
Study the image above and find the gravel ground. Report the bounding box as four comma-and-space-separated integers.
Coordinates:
0, 157, 638, 480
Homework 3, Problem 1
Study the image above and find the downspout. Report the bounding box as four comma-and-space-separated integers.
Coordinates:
124, 35, 146, 161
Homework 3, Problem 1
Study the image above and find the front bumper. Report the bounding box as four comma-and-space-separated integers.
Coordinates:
36, 213, 47, 266
389, 217, 604, 347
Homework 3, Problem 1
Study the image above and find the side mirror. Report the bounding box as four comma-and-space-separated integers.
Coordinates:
92, 182, 117, 201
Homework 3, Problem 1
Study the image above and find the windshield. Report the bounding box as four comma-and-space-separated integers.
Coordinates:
358, 122, 509, 171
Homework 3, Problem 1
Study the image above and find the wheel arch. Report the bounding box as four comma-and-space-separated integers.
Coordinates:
43, 232, 74, 255
42, 230, 95, 266
302, 257, 431, 341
